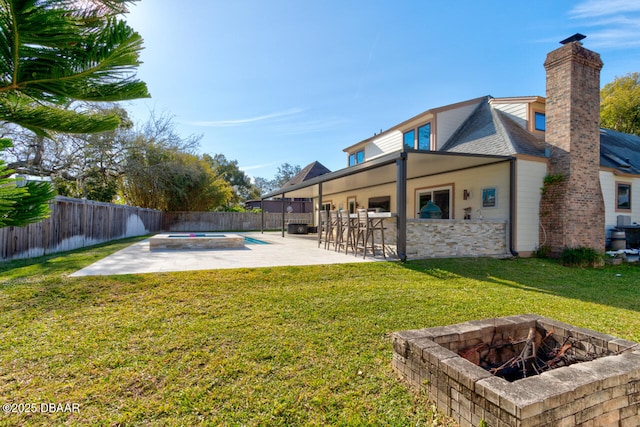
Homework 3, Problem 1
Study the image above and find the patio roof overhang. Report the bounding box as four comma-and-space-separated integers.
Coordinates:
261, 150, 515, 261
262, 150, 513, 200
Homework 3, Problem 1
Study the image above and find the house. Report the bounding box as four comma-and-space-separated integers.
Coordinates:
262, 36, 640, 260
247, 161, 331, 213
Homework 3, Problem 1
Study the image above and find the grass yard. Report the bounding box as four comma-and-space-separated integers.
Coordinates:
2, 238, 640, 426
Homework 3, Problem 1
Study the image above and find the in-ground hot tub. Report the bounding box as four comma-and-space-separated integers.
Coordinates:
392, 314, 640, 427
149, 233, 245, 250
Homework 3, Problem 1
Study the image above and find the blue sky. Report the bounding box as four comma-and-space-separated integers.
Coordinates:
123, 0, 640, 180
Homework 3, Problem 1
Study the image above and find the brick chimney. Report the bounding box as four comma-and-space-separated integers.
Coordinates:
539, 37, 605, 254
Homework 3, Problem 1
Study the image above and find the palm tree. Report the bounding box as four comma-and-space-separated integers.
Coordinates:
0, 0, 149, 226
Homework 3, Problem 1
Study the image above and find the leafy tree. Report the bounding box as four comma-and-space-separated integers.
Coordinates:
120, 114, 233, 211
206, 154, 260, 203
273, 163, 301, 188
7, 105, 133, 202
600, 72, 640, 136
0, 0, 149, 225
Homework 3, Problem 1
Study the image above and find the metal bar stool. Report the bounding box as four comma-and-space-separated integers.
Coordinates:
337, 209, 355, 254
367, 213, 386, 258
354, 209, 375, 258
318, 210, 328, 248
327, 210, 340, 250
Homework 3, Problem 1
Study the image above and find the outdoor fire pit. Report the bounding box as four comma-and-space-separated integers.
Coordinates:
391, 314, 640, 427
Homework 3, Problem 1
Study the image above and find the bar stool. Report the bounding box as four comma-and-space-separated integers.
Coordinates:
318, 210, 328, 248
368, 212, 386, 258
327, 210, 340, 250
333, 210, 344, 252
354, 209, 375, 258
337, 209, 355, 254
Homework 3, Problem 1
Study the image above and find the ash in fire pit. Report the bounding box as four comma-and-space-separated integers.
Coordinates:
392, 315, 640, 427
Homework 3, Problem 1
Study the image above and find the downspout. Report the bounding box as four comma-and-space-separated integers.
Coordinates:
509, 158, 519, 257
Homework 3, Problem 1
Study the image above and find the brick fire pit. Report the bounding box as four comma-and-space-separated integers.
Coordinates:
391, 314, 640, 427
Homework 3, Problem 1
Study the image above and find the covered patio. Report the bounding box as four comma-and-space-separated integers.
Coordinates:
262, 150, 516, 261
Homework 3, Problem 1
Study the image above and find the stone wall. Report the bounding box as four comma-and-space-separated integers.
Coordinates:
406, 219, 508, 259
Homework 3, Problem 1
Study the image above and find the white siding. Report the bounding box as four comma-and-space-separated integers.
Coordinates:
515, 159, 547, 253
435, 102, 482, 150
600, 171, 640, 234
492, 103, 527, 129
365, 130, 402, 160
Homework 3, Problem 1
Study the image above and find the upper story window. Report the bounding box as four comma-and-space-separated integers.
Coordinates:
534, 112, 546, 132
403, 130, 415, 149
404, 122, 432, 150
348, 150, 364, 166
418, 123, 431, 150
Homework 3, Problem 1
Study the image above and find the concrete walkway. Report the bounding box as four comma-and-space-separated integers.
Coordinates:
70, 232, 393, 276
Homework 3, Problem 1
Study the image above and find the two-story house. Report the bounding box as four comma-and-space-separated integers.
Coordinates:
263, 37, 640, 261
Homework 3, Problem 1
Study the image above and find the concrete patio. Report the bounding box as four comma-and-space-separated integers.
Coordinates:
70, 232, 394, 276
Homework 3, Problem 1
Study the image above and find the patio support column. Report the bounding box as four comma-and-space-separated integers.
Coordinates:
281, 194, 286, 237
260, 198, 265, 234
396, 152, 407, 261
509, 158, 518, 256
317, 183, 323, 246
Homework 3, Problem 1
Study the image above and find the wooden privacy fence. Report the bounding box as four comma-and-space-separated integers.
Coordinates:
1, 196, 163, 261
1, 198, 315, 262
162, 211, 314, 232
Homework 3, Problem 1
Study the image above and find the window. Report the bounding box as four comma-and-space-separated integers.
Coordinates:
347, 196, 357, 214
417, 123, 431, 150
404, 123, 431, 150
534, 112, 546, 131
617, 183, 631, 211
368, 196, 391, 212
403, 130, 415, 149
415, 186, 452, 219
348, 150, 364, 166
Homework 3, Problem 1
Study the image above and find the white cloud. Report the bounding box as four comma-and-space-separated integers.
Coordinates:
570, 0, 640, 18
187, 108, 306, 127
568, 1, 640, 50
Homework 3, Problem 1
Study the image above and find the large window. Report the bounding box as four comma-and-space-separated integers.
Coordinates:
415, 186, 452, 219
418, 123, 431, 150
368, 196, 391, 212
348, 150, 364, 166
404, 123, 431, 150
617, 182, 631, 211
534, 112, 546, 131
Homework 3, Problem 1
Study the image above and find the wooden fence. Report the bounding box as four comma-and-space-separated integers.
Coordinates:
162, 211, 314, 232
1, 196, 163, 261
1, 198, 315, 262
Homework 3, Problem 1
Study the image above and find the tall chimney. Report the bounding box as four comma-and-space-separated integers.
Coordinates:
540, 36, 605, 254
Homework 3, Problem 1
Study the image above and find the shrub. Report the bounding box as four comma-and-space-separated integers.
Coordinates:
560, 247, 604, 268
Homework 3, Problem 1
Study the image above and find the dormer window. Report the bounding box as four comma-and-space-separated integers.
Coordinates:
348, 150, 364, 166
534, 112, 546, 131
403, 130, 415, 149
404, 122, 432, 150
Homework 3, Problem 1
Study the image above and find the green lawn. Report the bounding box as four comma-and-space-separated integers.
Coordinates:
1, 239, 640, 426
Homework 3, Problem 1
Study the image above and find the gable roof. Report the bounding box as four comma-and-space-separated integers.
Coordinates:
281, 161, 331, 188
440, 99, 545, 157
